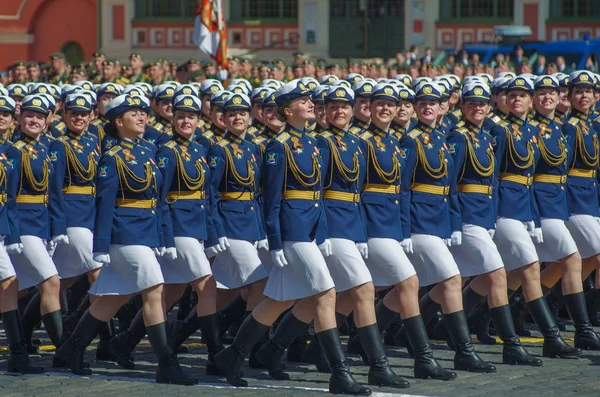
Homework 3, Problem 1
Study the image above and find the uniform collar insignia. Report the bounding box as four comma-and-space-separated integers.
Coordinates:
415, 121, 434, 134
369, 123, 388, 138
119, 139, 135, 149
286, 124, 304, 138
507, 113, 526, 126
174, 132, 191, 146
330, 126, 347, 137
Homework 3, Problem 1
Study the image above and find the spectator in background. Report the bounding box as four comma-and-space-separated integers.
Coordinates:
444, 54, 456, 71
584, 55, 597, 72
459, 50, 469, 66
534, 54, 546, 75
409, 45, 419, 63
546, 63, 558, 74
470, 53, 480, 67
513, 45, 525, 71
556, 56, 570, 73
421, 47, 433, 64
395, 52, 405, 67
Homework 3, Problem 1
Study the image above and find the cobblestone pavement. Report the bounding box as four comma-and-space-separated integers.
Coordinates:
1, 323, 600, 397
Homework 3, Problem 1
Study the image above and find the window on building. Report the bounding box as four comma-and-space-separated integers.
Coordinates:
330, 0, 404, 18
560, 0, 600, 16
443, 0, 513, 19
134, 0, 198, 18
233, 0, 297, 19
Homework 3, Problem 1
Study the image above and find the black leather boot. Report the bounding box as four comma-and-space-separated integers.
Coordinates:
488, 304, 542, 366
147, 322, 197, 385
96, 321, 114, 361
563, 292, 600, 350
403, 315, 456, 380
54, 310, 102, 375
395, 293, 442, 356
358, 324, 410, 388
462, 285, 496, 345
109, 308, 146, 369
509, 289, 531, 337
41, 310, 64, 348
248, 315, 269, 370
527, 296, 582, 358
317, 328, 371, 396
287, 332, 309, 362
168, 308, 198, 352
63, 294, 91, 340
197, 313, 227, 376
585, 286, 600, 326
213, 314, 270, 387
348, 300, 398, 360
383, 316, 403, 346
302, 333, 331, 373
21, 291, 41, 354
3, 310, 44, 374
218, 294, 247, 339
445, 311, 496, 373
255, 311, 309, 380
176, 286, 193, 321
115, 294, 142, 333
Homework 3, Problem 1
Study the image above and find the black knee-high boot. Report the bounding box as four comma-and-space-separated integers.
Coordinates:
147, 322, 197, 385
255, 311, 309, 380
109, 308, 146, 369
488, 304, 542, 366
347, 301, 398, 361
357, 324, 410, 388
21, 291, 42, 354
563, 292, 600, 350
168, 305, 199, 352
213, 314, 270, 387
302, 331, 331, 373
115, 294, 142, 333
197, 312, 227, 376
95, 320, 114, 360
54, 310, 103, 375
3, 310, 44, 374
248, 311, 269, 369
394, 293, 441, 354
64, 294, 91, 339
462, 285, 496, 345
444, 310, 496, 373
317, 328, 371, 396
65, 275, 90, 315
527, 296, 582, 358
509, 288, 531, 337
403, 315, 457, 380
218, 294, 247, 339
176, 285, 193, 321
41, 310, 64, 348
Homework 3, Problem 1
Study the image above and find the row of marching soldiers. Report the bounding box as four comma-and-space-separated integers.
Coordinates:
2, 67, 600, 395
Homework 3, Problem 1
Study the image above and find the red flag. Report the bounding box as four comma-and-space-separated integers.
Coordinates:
194, 0, 228, 68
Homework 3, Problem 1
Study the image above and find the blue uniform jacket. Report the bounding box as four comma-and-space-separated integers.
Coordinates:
358, 124, 408, 241
400, 121, 457, 239
490, 113, 541, 225
48, 130, 99, 233
93, 138, 166, 253
156, 133, 213, 247
532, 113, 570, 220
317, 126, 367, 242
262, 124, 328, 251
562, 110, 600, 216
447, 121, 496, 230
0, 156, 18, 237
207, 131, 263, 246
390, 118, 417, 141
6, 135, 54, 244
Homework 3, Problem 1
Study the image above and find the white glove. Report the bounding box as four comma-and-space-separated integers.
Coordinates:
488, 229, 496, 239
93, 253, 111, 264
256, 239, 269, 251
271, 249, 288, 268
219, 237, 230, 252
52, 235, 69, 245
163, 247, 177, 260
532, 228, 544, 244
444, 238, 452, 247
153, 247, 165, 257
318, 239, 333, 257
595, 217, 600, 225
6, 243, 24, 255
205, 244, 222, 257
451, 231, 462, 246
356, 242, 368, 259
525, 221, 535, 233
400, 238, 413, 254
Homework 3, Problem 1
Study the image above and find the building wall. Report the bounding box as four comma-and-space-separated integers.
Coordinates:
0, 0, 97, 70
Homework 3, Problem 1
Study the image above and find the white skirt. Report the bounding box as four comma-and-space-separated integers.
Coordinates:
53, 227, 102, 279
263, 241, 335, 301
324, 238, 372, 292
160, 237, 212, 284
566, 214, 600, 259
366, 238, 416, 287
212, 238, 268, 290
536, 218, 579, 262
258, 247, 274, 273
494, 218, 539, 271
450, 224, 504, 277
408, 234, 460, 286
0, 240, 16, 282
9, 235, 58, 291
89, 245, 164, 295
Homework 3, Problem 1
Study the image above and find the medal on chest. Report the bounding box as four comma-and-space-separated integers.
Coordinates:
230, 143, 244, 159
540, 125, 551, 140
291, 137, 304, 154
512, 125, 522, 141
26, 144, 39, 160
422, 133, 433, 149
72, 141, 85, 154
373, 135, 386, 152
469, 131, 481, 149
335, 135, 347, 151
180, 146, 192, 162
122, 149, 137, 165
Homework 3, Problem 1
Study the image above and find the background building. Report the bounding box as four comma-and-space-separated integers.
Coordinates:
1, 0, 599, 70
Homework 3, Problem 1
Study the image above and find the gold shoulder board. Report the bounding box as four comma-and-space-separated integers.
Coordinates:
217, 138, 229, 147
359, 131, 373, 140
276, 132, 290, 143
165, 140, 177, 149
320, 131, 332, 138
568, 117, 579, 126
408, 129, 422, 139
107, 146, 122, 156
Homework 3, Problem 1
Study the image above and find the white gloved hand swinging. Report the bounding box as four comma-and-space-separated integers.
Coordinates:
271, 250, 288, 268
